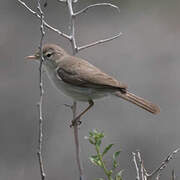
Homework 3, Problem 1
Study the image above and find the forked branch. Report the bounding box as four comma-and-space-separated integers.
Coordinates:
18, 0, 71, 40
148, 148, 180, 179
132, 149, 180, 180
18, 1, 122, 180
17, 0, 122, 51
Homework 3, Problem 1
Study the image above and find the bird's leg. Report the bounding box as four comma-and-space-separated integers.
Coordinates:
70, 100, 94, 127
64, 103, 73, 109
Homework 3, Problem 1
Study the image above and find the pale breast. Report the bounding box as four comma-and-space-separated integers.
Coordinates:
44, 64, 110, 101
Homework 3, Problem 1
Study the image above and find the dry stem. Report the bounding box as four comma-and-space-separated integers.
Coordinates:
66, 1, 84, 179
36, 0, 46, 180
74, 3, 120, 16
18, 0, 71, 40
171, 169, 176, 180
18, 1, 122, 180
132, 149, 180, 180
132, 152, 140, 180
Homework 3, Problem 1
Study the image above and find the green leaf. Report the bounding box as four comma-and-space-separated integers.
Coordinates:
109, 170, 113, 176
95, 178, 104, 180
89, 131, 94, 137
89, 156, 102, 167
115, 170, 124, 180
89, 156, 98, 166
85, 135, 95, 145
113, 151, 121, 169
96, 139, 102, 146
86, 137, 94, 145
113, 151, 121, 159
115, 175, 122, 180
98, 132, 105, 139
89, 138, 95, 145
102, 144, 114, 157
91, 155, 99, 160
93, 129, 98, 134
113, 161, 118, 169
93, 129, 104, 138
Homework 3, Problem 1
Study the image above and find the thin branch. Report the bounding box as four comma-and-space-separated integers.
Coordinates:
66, 1, 84, 180
171, 169, 176, 180
44, 22, 71, 39
74, 3, 120, 16
58, 0, 78, 3
78, 32, 122, 51
58, 0, 67, 2
156, 174, 161, 180
19, 1, 122, 180
17, 0, 71, 40
132, 152, 140, 180
133, 149, 180, 180
147, 148, 180, 179
72, 102, 84, 180
18, 0, 122, 52
67, 0, 78, 53
65, 1, 122, 180
137, 152, 147, 180
36, 0, 46, 180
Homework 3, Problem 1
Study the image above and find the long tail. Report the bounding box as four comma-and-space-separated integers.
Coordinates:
114, 91, 160, 114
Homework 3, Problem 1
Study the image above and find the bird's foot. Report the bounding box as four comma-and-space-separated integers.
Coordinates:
64, 103, 73, 110
70, 117, 82, 128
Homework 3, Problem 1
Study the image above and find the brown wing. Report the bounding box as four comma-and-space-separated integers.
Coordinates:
56, 55, 127, 91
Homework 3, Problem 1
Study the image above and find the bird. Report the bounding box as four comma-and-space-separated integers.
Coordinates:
27, 44, 160, 125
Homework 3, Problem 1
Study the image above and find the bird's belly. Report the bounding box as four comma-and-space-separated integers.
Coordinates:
57, 81, 109, 101
45, 68, 109, 101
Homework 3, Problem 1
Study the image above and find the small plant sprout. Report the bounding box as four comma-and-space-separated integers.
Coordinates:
85, 129, 123, 180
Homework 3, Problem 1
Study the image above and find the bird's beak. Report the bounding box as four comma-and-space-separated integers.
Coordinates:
26, 55, 37, 60
25, 53, 40, 61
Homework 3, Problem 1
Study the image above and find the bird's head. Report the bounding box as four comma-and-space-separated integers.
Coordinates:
26, 44, 67, 67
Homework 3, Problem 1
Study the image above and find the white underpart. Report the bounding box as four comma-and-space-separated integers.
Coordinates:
44, 62, 110, 101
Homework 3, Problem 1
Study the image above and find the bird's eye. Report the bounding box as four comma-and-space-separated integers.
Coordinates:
46, 52, 52, 58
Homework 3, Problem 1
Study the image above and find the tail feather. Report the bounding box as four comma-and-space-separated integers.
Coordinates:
114, 91, 160, 114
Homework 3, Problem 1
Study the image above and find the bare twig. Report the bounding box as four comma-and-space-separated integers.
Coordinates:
148, 148, 180, 179
36, 0, 46, 180
66, 1, 84, 179
65, 0, 122, 179
132, 149, 180, 180
132, 152, 140, 180
67, 0, 78, 53
74, 3, 120, 16
156, 174, 161, 180
137, 151, 147, 180
78, 32, 122, 51
17, 0, 71, 40
18, 0, 122, 179
72, 101, 84, 180
58, 0, 78, 3
37, 1, 46, 179
18, 0, 122, 52
171, 169, 176, 180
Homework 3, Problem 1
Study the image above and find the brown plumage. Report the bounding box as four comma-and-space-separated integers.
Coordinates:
57, 55, 127, 92
27, 44, 160, 122
56, 54, 159, 114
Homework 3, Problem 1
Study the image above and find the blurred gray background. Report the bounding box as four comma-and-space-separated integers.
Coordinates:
1, 0, 180, 179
